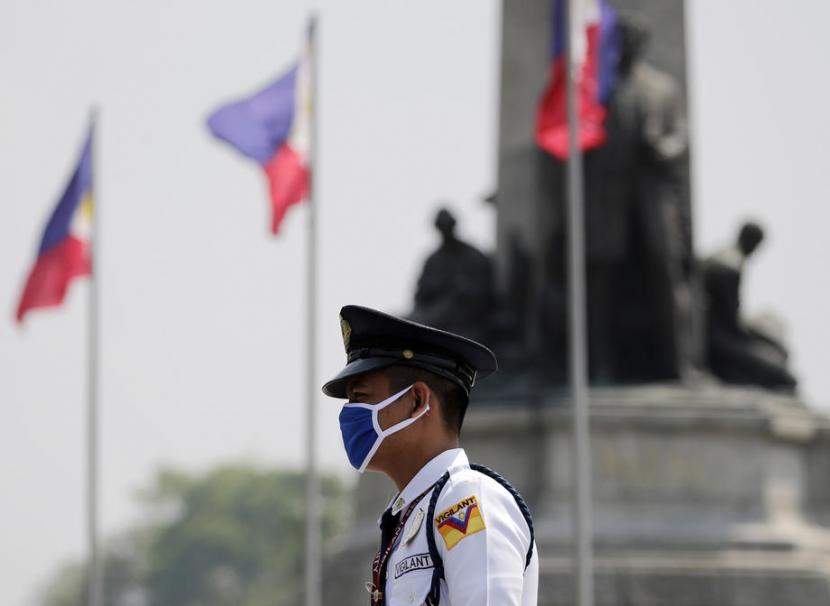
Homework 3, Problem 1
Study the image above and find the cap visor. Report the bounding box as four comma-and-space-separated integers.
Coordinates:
321, 357, 399, 398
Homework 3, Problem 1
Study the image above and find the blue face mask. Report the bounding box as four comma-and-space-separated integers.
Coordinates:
339, 384, 428, 472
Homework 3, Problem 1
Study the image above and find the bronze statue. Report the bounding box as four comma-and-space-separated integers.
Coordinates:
542, 12, 692, 382
406, 12, 798, 398
409, 208, 530, 387
410, 208, 496, 344
702, 222, 797, 392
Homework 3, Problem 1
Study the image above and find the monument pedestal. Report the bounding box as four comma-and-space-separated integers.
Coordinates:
324, 385, 830, 605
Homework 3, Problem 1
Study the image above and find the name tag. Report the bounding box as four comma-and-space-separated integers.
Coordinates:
394, 553, 433, 579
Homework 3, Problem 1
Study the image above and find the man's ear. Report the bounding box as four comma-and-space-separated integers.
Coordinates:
410, 382, 431, 417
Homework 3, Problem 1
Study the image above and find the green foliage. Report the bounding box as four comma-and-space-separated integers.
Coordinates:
37, 560, 84, 606
38, 465, 352, 606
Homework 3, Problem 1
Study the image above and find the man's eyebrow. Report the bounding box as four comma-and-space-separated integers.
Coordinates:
346, 383, 368, 398
347, 389, 368, 403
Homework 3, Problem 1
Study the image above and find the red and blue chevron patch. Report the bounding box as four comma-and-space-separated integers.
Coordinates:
434, 495, 486, 549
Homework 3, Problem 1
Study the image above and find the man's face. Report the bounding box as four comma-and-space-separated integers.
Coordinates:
345, 369, 421, 472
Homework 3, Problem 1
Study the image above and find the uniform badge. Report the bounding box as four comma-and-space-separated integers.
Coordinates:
404, 508, 425, 544
340, 318, 352, 351
434, 495, 486, 550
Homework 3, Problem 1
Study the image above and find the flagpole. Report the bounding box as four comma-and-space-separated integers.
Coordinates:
87, 108, 103, 606
563, 1, 594, 606
304, 14, 322, 606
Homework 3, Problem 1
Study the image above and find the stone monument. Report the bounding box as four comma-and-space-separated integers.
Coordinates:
323, 2, 830, 604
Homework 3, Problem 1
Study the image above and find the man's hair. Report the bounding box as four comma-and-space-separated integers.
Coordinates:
385, 365, 469, 434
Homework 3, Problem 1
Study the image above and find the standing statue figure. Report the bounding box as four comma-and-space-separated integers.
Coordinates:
702, 222, 797, 392
543, 12, 692, 382
410, 208, 496, 344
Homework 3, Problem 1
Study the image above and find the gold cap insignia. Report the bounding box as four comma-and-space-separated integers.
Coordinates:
340, 318, 352, 351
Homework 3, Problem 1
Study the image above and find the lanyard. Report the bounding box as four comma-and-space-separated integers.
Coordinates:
367, 483, 437, 606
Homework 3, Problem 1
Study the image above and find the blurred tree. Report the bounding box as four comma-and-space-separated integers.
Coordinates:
37, 465, 352, 606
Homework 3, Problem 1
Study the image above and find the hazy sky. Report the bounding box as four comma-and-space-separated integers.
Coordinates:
3, 1, 830, 604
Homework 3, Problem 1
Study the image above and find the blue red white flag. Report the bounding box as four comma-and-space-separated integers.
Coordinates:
16, 128, 93, 323
207, 29, 312, 235
536, 0, 619, 159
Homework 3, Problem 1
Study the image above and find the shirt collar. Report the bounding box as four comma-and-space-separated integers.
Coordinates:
387, 448, 469, 516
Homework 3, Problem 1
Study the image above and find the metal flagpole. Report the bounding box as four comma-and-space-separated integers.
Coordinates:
563, 1, 594, 606
304, 14, 322, 606
87, 108, 103, 606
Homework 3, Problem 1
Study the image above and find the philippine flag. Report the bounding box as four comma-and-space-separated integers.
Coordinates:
207, 28, 312, 235
16, 129, 93, 323
535, 0, 619, 160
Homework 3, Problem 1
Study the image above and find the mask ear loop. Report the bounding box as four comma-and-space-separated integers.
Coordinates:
375, 384, 421, 437
372, 384, 414, 437
378, 402, 430, 439
359, 407, 429, 473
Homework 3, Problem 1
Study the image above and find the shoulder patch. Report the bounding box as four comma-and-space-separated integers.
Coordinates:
434, 495, 486, 549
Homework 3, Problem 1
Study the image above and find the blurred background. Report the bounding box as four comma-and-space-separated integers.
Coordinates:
2, 0, 830, 604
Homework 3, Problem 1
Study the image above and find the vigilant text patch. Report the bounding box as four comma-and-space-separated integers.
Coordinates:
434, 495, 486, 549
394, 553, 433, 579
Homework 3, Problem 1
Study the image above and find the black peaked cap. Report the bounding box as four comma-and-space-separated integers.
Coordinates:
321, 305, 498, 398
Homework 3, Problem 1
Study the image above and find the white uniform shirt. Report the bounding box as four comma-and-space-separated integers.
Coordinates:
380, 448, 539, 605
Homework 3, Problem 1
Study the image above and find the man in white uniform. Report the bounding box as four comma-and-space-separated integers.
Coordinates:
323, 305, 539, 606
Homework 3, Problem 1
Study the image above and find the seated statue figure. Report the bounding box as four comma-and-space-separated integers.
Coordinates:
410, 208, 496, 345
702, 222, 797, 392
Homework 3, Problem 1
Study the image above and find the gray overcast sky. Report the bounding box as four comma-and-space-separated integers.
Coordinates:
2, 1, 829, 604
